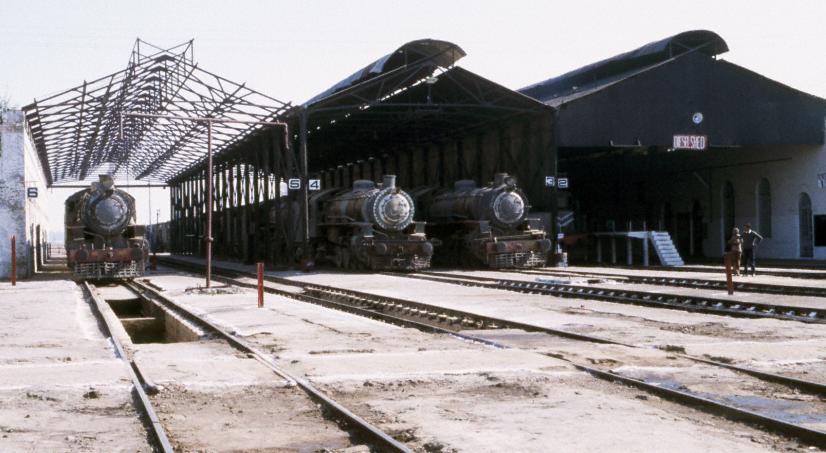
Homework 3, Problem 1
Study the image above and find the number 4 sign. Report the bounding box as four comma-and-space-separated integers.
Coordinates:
308, 179, 321, 191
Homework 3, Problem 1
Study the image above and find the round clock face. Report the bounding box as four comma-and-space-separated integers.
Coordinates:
692, 112, 704, 124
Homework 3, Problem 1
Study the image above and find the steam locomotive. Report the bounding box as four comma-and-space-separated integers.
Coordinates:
412, 173, 551, 268
273, 175, 434, 270
65, 175, 149, 280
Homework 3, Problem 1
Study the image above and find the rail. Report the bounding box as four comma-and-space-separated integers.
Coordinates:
409, 271, 826, 323
128, 279, 412, 453
79, 282, 174, 453
159, 257, 826, 447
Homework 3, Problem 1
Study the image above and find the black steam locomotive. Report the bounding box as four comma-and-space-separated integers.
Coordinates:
412, 173, 551, 268
274, 175, 434, 271
65, 175, 149, 280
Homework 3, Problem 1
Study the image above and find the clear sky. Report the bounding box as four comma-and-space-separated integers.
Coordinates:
2, 0, 825, 236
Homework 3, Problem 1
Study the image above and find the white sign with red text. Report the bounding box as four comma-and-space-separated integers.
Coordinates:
673, 135, 707, 150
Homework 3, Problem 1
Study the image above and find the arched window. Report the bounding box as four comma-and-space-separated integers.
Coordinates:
722, 181, 735, 240
757, 178, 772, 237
800, 193, 813, 258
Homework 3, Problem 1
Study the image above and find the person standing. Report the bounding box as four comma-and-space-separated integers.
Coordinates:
741, 223, 763, 276
727, 227, 742, 276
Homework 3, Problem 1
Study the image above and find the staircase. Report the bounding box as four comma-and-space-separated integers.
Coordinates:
649, 231, 684, 266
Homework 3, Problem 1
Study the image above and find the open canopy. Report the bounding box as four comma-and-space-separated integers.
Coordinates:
23, 39, 293, 186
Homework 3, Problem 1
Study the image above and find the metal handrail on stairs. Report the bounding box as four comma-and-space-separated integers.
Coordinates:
592, 230, 684, 267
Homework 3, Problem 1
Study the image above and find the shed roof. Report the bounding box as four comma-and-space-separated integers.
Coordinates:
519, 30, 826, 148
289, 39, 550, 173
520, 30, 728, 106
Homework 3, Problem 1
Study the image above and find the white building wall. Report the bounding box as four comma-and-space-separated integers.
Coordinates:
657, 143, 826, 260
0, 110, 52, 278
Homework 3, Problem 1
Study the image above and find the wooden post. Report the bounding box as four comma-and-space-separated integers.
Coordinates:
626, 221, 633, 266
643, 232, 650, 267
724, 253, 734, 295
257, 262, 264, 308
11, 235, 17, 286
610, 236, 617, 265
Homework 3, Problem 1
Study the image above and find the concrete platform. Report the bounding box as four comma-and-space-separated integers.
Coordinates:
0, 279, 151, 452
164, 255, 826, 385
552, 265, 826, 288
458, 268, 826, 310
140, 260, 817, 451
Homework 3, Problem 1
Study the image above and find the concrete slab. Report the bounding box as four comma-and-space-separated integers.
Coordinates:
0, 278, 150, 452
161, 256, 826, 383
141, 267, 812, 452
558, 265, 826, 288
455, 268, 826, 310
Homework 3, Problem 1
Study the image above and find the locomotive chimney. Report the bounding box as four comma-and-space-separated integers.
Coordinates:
383, 175, 396, 189
494, 173, 508, 186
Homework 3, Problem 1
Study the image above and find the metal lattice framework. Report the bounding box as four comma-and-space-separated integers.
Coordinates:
23, 39, 293, 186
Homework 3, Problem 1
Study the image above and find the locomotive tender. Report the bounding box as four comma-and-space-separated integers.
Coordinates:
275, 175, 434, 271
65, 175, 149, 280
413, 173, 551, 268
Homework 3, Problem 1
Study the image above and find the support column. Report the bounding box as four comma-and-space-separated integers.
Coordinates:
626, 221, 633, 266
262, 136, 272, 263
299, 109, 310, 259
243, 162, 251, 263
273, 130, 284, 264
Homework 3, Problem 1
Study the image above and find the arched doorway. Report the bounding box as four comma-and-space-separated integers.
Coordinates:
800, 192, 813, 258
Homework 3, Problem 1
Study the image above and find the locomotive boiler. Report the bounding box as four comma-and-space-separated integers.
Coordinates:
273, 175, 433, 271
65, 175, 149, 280
414, 173, 551, 268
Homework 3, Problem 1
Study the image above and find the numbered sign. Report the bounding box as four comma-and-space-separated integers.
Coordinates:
558, 178, 569, 189
288, 178, 301, 190
26, 187, 38, 198
308, 179, 321, 191
544, 176, 555, 187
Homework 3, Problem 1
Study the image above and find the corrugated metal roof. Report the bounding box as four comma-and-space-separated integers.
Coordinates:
304, 39, 466, 107
520, 30, 728, 105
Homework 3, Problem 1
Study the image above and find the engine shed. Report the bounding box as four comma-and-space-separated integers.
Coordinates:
520, 30, 826, 262
168, 39, 556, 265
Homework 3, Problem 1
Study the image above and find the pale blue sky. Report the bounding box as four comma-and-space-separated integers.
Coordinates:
2, 0, 825, 233
2, 0, 825, 107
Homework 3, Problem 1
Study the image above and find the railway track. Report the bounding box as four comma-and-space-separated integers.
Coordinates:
517, 267, 826, 297
80, 281, 174, 453
160, 257, 826, 447
81, 279, 412, 453
403, 271, 826, 324
609, 264, 826, 280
